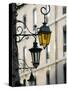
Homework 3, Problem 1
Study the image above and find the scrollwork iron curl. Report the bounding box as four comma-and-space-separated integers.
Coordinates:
16, 26, 23, 35
16, 20, 36, 43
40, 5, 50, 16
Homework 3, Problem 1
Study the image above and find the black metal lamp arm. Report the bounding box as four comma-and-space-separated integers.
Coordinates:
16, 59, 34, 72
16, 5, 50, 43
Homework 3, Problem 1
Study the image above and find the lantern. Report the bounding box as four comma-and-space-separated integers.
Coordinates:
29, 41, 42, 68
38, 22, 51, 48
28, 72, 36, 86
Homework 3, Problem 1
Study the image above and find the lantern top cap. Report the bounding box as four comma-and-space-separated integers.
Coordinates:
29, 41, 42, 52
38, 22, 51, 33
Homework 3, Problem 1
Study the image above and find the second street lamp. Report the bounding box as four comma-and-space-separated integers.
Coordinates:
28, 72, 36, 85
29, 40, 42, 68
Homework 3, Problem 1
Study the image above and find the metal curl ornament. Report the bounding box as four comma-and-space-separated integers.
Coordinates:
16, 26, 23, 35
16, 20, 24, 42
16, 20, 36, 43
40, 5, 50, 23
40, 5, 50, 15
17, 59, 33, 73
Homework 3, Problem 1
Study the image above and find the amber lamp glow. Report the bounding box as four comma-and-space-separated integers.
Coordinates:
38, 22, 51, 48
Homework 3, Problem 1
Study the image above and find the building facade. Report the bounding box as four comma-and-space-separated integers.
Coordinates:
16, 4, 67, 86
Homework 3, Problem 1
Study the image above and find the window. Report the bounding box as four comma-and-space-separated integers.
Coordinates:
46, 71, 50, 84
63, 63, 66, 83
23, 15, 26, 29
63, 6, 66, 14
23, 46, 26, 71
23, 79, 26, 86
46, 45, 50, 63
33, 9, 37, 30
46, 47, 49, 59
63, 25, 66, 53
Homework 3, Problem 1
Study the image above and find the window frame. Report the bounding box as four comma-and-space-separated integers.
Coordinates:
62, 6, 66, 14
63, 63, 66, 83
33, 8, 37, 30
63, 25, 66, 55
46, 45, 50, 63
46, 70, 50, 84
23, 15, 26, 29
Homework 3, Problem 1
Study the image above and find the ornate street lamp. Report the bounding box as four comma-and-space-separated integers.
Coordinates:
28, 72, 36, 85
10, 3, 51, 86
29, 40, 42, 68
38, 22, 51, 48
16, 5, 51, 69
38, 6, 51, 48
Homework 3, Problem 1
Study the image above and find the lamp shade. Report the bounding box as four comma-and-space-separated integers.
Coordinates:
38, 22, 51, 48
29, 41, 42, 68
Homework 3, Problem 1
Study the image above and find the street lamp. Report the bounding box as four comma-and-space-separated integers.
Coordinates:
16, 5, 51, 68
9, 3, 51, 86
28, 72, 36, 85
29, 40, 42, 68
38, 6, 51, 48
38, 22, 51, 48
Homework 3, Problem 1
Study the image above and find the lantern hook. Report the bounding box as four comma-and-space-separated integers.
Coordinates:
40, 5, 50, 16
40, 5, 50, 23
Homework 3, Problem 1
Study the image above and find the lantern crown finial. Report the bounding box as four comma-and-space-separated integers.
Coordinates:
33, 41, 37, 48
39, 22, 51, 33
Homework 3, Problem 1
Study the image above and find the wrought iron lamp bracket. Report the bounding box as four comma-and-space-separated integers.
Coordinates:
16, 5, 50, 43
16, 59, 34, 72
16, 20, 38, 43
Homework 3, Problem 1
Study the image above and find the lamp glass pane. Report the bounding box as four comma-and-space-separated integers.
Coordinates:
37, 52, 40, 62
38, 32, 51, 47
45, 34, 49, 45
38, 33, 43, 45
31, 52, 34, 62
46, 35, 48, 45
46, 33, 51, 45
34, 52, 38, 63
42, 33, 46, 44
42, 33, 47, 47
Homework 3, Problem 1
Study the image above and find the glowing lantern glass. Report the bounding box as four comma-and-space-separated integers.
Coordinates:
38, 23, 51, 48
